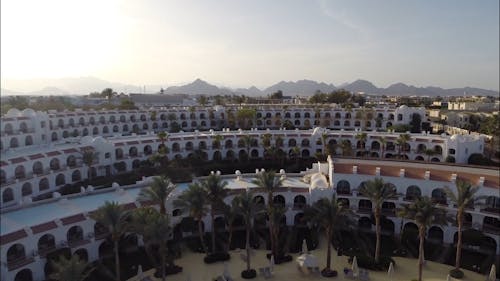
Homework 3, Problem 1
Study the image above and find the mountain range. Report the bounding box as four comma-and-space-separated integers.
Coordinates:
1, 77, 498, 97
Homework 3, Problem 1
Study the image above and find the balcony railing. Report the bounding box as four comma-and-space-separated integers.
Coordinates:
7, 256, 35, 271
68, 238, 91, 248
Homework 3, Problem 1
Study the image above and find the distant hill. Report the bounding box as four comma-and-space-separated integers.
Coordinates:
165, 78, 233, 96
1, 77, 144, 95
264, 79, 336, 95
1, 77, 497, 97
343, 79, 380, 94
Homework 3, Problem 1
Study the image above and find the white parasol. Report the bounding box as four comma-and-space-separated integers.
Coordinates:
137, 265, 143, 279
269, 255, 275, 272
302, 239, 308, 254
387, 262, 394, 280
446, 274, 451, 281
223, 262, 230, 278
296, 254, 318, 268
352, 256, 359, 277
488, 264, 496, 281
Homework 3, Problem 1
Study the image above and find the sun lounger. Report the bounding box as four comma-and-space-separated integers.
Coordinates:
259, 267, 273, 279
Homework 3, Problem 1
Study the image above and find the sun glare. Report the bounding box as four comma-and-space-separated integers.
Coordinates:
1, 0, 123, 79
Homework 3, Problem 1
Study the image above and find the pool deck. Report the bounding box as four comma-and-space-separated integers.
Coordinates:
127, 238, 487, 281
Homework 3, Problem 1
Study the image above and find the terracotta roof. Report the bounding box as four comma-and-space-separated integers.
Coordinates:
28, 154, 45, 160
126, 141, 139, 145
141, 140, 154, 144
63, 148, 78, 154
0, 229, 28, 245
46, 151, 61, 157
405, 168, 426, 179
357, 165, 376, 176
2, 118, 14, 121
380, 166, 402, 177
61, 214, 86, 225
333, 164, 352, 174
0, 161, 9, 167
429, 170, 450, 182
115, 142, 124, 146
31, 221, 58, 234
290, 187, 309, 193
9, 157, 27, 164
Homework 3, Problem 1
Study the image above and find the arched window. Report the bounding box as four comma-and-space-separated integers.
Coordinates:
39, 178, 49, 191
55, 173, 66, 186
50, 158, 60, 170
25, 135, 33, 146
7, 243, 26, 264
293, 195, 306, 209
431, 188, 447, 204
21, 182, 32, 196
406, 185, 421, 201
72, 170, 81, 181
336, 180, 351, 195
4, 123, 14, 134
129, 147, 138, 157
3, 188, 14, 203
0, 169, 5, 184
10, 137, 19, 148
67, 225, 84, 246
273, 195, 286, 208
38, 234, 56, 255
301, 139, 310, 147
15, 165, 26, 179
144, 145, 153, 155
66, 155, 77, 167
114, 148, 124, 159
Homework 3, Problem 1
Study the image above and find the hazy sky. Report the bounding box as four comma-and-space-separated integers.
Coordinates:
1, 0, 499, 90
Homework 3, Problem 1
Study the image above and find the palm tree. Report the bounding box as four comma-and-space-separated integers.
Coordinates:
137, 176, 175, 215
341, 140, 352, 156
291, 146, 301, 166
355, 132, 368, 157
157, 131, 169, 146
397, 133, 411, 159
398, 196, 447, 281
358, 178, 397, 263
242, 135, 255, 162
306, 195, 353, 276
212, 134, 223, 149
174, 183, 209, 254
90, 201, 130, 281
423, 149, 435, 162
50, 255, 94, 281
200, 174, 228, 254
321, 132, 329, 157
379, 137, 387, 159
261, 133, 272, 148
232, 190, 264, 275
251, 170, 284, 258
443, 180, 482, 273
81, 148, 99, 184
131, 207, 171, 281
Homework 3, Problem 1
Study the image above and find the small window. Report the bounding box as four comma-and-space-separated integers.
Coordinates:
448, 149, 455, 155
465, 148, 468, 154
105, 153, 111, 159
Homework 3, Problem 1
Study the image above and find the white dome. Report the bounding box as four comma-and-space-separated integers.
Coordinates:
21, 108, 36, 117
398, 105, 408, 110
80, 136, 94, 144
6, 108, 21, 117
310, 173, 328, 189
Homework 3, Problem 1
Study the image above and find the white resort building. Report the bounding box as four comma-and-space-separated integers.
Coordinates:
0, 106, 497, 281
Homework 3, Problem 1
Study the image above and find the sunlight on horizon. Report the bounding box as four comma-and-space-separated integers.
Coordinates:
1, 0, 499, 90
